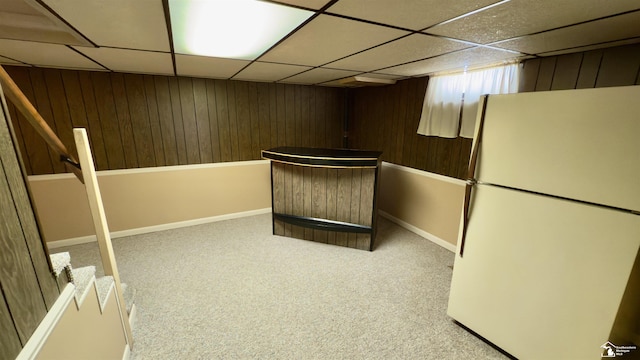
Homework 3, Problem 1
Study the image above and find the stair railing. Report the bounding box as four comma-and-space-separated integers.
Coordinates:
0, 65, 133, 347
0, 65, 83, 183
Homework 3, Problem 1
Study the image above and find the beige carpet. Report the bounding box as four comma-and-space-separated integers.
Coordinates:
56, 214, 511, 359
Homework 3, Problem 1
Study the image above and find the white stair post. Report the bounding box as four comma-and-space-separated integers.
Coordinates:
73, 128, 134, 347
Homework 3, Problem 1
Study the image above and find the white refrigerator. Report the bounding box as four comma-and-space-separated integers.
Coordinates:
447, 86, 640, 360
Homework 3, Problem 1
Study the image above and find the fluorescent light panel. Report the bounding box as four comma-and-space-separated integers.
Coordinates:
169, 0, 313, 60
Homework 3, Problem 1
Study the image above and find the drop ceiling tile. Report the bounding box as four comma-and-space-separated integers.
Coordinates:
275, 0, 332, 10
0, 39, 102, 69
280, 67, 360, 85
233, 62, 312, 82
260, 14, 408, 66
327, 33, 472, 72
427, 0, 640, 44
0, 55, 22, 65
74, 47, 173, 75
42, 0, 170, 51
175, 54, 250, 79
492, 11, 640, 55
538, 37, 640, 57
0, 0, 91, 46
327, 0, 502, 30
383, 46, 521, 76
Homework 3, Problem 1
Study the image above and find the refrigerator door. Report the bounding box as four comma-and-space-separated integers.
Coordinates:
475, 86, 640, 212
448, 185, 640, 360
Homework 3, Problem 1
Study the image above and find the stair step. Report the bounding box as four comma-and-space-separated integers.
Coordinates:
95, 276, 114, 310
121, 283, 136, 315
49, 252, 71, 276
71, 266, 96, 306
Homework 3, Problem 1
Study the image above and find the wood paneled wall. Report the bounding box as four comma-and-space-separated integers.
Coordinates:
520, 43, 640, 92
349, 77, 472, 179
4, 66, 346, 175
350, 43, 640, 180
7, 43, 639, 178
0, 90, 61, 360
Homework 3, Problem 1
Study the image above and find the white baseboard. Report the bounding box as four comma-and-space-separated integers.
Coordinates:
16, 284, 76, 360
128, 303, 136, 330
379, 210, 456, 253
122, 344, 131, 360
47, 208, 272, 249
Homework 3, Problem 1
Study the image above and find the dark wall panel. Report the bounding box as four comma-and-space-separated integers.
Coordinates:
349, 77, 471, 179
0, 88, 60, 356
521, 43, 640, 93
4, 67, 346, 175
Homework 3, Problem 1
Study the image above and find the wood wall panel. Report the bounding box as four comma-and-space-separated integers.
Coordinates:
521, 43, 640, 94
595, 45, 640, 88
5, 67, 345, 175
92, 72, 126, 169
350, 76, 472, 179
79, 72, 109, 170
143, 75, 167, 166
0, 92, 59, 351
550, 53, 582, 90
168, 77, 187, 165
0, 293, 22, 360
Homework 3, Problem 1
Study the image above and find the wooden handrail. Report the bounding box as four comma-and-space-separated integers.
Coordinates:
0, 65, 83, 183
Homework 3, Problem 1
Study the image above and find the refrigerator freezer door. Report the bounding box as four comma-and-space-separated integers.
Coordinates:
448, 185, 640, 360
475, 86, 640, 212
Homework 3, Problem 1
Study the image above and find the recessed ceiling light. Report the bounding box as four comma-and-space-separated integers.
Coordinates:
169, 0, 313, 60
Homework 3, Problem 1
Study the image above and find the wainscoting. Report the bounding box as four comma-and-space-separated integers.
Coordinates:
4, 66, 346, 175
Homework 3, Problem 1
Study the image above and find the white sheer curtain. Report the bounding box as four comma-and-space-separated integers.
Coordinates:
417, 72, 466, 138
417, 63, 520, 138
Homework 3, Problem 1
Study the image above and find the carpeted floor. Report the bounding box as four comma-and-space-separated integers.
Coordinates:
55, 213, 510, 359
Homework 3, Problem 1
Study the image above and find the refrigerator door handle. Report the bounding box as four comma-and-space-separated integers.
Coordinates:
459, 95, 489, 257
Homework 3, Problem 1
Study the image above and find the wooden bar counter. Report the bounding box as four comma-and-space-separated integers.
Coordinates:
262, 147, 382, 251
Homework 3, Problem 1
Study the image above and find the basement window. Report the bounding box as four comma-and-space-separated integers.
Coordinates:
417, 63, 520, 138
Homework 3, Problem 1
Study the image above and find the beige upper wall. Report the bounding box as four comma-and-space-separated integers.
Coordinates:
378, 162, 466, 246
29, 161, 272, 242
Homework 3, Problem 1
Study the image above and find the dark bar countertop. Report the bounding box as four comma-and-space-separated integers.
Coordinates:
261, 147, 382, 168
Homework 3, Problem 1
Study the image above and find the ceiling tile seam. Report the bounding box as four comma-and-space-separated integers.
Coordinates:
78, 45, 172, 55
488, 8, 640, 47
420, 33, 499, 50
353, 46, 490, 75
317, 33, 416, 69
536, 36, 640, 56
274, 67, 362, 85
162, 0, 177, 77
0, 37, 86, 48
264, 0, 320, 13
230, 0, 340, 80
0, 54, 30, 66
420, 0, 511, 31
322, 12, 420, 33
33, 0, 97, 47
67, 45, 109, 71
